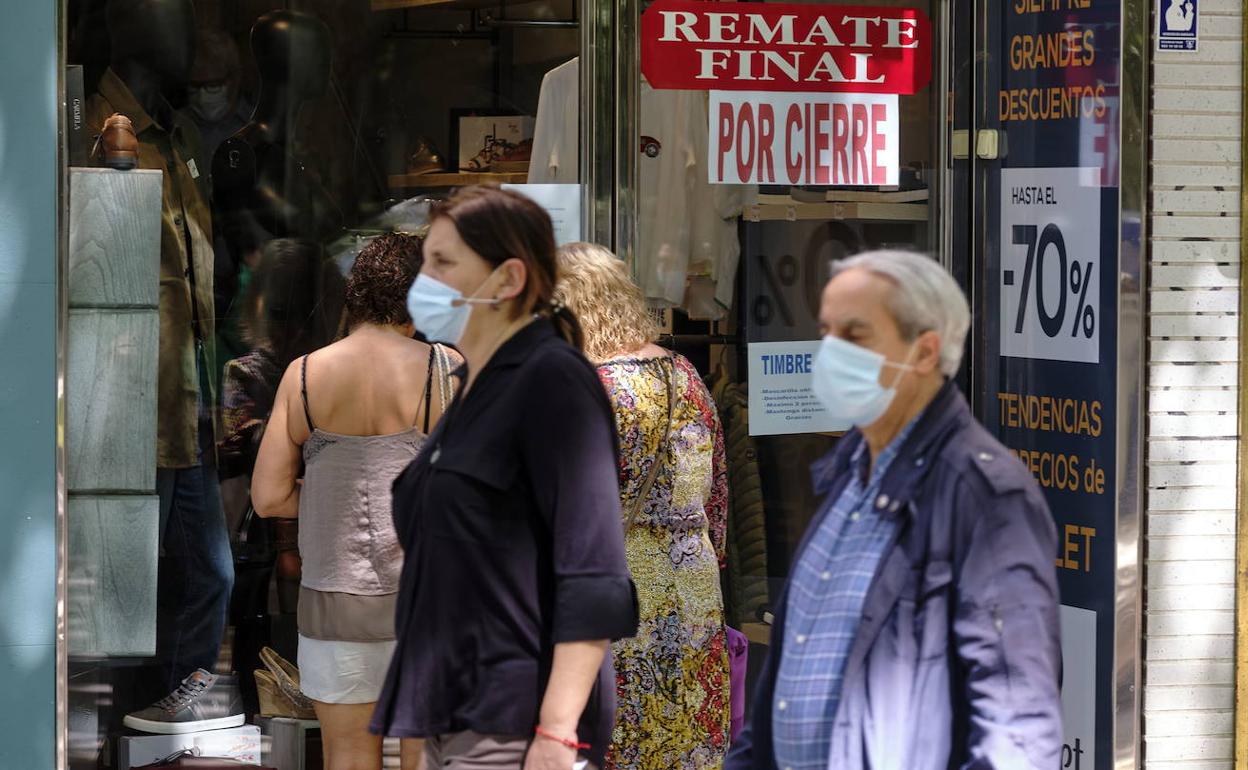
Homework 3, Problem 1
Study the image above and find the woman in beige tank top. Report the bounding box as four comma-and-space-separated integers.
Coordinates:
253, 233, 459, 770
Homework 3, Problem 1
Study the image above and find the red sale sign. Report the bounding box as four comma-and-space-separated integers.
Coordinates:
710, 91, 899, 186
642, 1, 932, 94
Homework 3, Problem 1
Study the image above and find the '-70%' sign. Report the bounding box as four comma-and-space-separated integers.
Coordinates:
999, 167, 1101, 364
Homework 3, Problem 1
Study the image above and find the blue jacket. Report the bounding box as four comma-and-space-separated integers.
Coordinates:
726, 382, 1061, 770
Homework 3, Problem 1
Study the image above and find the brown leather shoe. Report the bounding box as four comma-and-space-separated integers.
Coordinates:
93, 113, 139, 170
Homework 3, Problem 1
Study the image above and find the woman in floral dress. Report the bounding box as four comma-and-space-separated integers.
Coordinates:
556, 242, 730, 770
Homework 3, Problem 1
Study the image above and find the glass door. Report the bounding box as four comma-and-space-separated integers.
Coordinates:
969, 0, 1139, 767
63, 1, 596, 766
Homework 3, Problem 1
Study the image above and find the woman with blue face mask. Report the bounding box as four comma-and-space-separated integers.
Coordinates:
371, 186, 639, 770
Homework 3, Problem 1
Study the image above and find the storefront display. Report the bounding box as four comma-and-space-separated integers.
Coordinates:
65, 2, 584, 766
53, 0, 1146, 768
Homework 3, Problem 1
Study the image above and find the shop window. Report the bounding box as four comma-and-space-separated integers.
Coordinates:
630, 0, 950, 639
64, 0, 580, 765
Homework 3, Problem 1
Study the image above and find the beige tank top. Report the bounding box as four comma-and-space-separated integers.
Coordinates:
296, 344, 455, 641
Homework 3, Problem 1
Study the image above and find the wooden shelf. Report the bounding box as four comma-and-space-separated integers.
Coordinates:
388, 171, 529, 189
789, 188, 931, 204
372, 0, 538, 11
744, 194, 929, 223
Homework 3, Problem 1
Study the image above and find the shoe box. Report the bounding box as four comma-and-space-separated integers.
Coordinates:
118, 725, 262, 768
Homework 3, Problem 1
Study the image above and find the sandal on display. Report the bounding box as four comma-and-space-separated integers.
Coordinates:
255, 647, 316, 719
254, 670, 316, 720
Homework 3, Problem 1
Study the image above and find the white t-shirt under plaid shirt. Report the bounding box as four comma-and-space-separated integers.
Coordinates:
772, 419, 919, 770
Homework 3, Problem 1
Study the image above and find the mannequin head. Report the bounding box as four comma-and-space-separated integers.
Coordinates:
243, 238, 344, 366
106, 0, 196, 88
251, 10, 332, 105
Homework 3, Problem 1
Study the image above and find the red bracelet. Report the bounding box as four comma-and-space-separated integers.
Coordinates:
535, 725, 590, 751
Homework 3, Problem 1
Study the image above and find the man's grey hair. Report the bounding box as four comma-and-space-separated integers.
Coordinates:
830, 250, 971, 377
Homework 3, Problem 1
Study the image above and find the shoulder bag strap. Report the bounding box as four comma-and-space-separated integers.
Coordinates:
419, 345, 436, 433
434, 344, 458, 413
300, 354, 316, 431
625, 354, 678, 531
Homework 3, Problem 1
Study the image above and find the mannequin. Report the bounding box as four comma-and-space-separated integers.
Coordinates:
186, 27, 253, 171
88, 0, 240, 733
212, 10, 343, 254
106, 0, 195, 121
210, 9, 342, 697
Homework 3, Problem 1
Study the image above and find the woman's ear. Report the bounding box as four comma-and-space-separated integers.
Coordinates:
495, 258, 529, 303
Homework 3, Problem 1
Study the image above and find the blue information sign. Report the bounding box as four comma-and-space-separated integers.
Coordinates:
1158, 0, 1198, 51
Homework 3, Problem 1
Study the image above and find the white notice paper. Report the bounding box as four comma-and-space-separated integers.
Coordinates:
1059, 605, 1096, 770
503, 183, 582, 246
747, 340, 848, 436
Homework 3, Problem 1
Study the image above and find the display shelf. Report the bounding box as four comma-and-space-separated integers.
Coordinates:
372, 0, 538, 11
744, 193, 929, 223
789, 187, 931, 204
388, 171, 530, 188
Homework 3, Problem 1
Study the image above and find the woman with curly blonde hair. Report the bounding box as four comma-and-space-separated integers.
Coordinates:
556, 242, 731, 770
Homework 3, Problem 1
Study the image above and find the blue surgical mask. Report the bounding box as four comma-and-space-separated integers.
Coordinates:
405, 271, 499, 344
187, 84, 232, 123
812, 336, 915, 427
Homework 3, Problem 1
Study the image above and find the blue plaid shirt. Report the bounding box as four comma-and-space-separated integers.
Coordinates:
772, 420, 918, 770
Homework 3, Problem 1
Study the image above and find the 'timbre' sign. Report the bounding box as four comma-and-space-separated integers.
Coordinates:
642, 0, 932, 94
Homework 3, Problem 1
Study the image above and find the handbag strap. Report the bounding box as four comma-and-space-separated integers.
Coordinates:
625, 354, 678, 531
236, 502, 257, 545
416, 344, 459, 434
433, 343, 458, 414
420, 345, 436, 434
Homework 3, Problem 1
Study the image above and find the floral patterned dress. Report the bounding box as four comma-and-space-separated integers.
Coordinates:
598, 354, 731, 770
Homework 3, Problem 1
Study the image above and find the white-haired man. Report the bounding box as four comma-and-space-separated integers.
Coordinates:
727, 251, 1062, 770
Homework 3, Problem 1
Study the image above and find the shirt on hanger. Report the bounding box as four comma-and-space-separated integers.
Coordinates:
638, 80, 703, 307
528, 57, 579, 184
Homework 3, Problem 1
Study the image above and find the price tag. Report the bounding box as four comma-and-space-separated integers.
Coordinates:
999, 167, 1101, 364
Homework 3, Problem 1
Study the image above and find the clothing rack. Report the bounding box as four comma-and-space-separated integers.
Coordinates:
659, 334, 740, 347
478, 2, 579, 28
478, 13, 579, 28
379, 1, 579, 35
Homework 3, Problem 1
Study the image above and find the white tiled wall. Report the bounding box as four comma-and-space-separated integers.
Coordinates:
1146, 1, 1242, 766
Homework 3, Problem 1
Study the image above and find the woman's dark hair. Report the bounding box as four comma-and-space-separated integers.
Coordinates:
429, 185, 583, 350
242, 238, 344, 368
344, 233, 423, 328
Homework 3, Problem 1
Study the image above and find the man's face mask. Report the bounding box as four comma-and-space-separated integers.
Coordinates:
811, 336, 916, 428
187, 83, 232, 123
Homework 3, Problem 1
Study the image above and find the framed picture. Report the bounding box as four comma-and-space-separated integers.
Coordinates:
451, 108, 535, 173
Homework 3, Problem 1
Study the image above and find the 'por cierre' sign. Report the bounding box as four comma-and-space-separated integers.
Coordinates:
642, 0, 932, 94
710, 92, 899, 186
